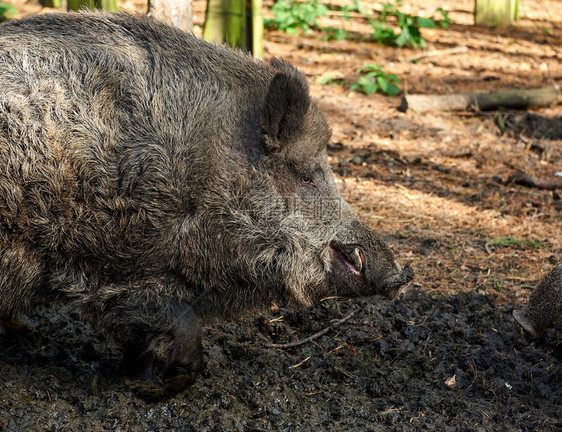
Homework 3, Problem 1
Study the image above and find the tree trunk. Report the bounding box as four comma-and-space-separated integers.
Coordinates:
67, 0, 118, 12
98, 0, 118, 12
68, 0, 96, 10
474, 0, 519, 26
41, 0, 63, 7
204, 0, 246, 48
147, 0, 193, 32
250, 0, 263, 58
203, 0, 263, 58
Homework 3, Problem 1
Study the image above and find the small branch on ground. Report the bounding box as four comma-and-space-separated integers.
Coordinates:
508, 172, 562, 190
268, 310, 356, 349
408, 46, 468, 63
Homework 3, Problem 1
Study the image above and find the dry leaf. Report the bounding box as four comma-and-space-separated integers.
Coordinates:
445, 374, 457, 388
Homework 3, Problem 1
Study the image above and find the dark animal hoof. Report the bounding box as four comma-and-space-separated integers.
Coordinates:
126, 372, 199, 400
125, 356, 202, 400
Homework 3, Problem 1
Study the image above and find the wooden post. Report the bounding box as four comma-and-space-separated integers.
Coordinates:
67, 0, 117, 12
147, 0, 193, 32
251, 0, 263, 59
204, 0, 263, 58
474, 0, 519, 26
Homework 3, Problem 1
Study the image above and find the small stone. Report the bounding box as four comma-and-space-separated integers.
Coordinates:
352, 156, 364, 165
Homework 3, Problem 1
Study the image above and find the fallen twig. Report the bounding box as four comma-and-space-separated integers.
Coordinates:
289, 356, 311, 368
269, 310, 356, 349
325, 10, 367, 19
508, 172, 562, 190
408, 46, 468, 63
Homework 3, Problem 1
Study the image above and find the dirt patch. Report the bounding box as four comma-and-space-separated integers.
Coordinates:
1, 292, 560, 431
1, 0, 561, 430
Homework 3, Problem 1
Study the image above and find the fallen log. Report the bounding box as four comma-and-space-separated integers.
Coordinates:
399, 86, 559, 113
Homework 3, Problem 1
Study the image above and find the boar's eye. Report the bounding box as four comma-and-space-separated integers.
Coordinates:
300, 176, 314, 185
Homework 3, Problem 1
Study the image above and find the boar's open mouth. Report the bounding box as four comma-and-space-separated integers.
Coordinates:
330, 243, 365, 275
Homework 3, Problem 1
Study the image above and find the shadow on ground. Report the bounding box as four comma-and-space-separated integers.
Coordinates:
1, 290, 560, 431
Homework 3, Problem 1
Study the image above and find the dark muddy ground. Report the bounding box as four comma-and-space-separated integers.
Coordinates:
1, 289, 560, 431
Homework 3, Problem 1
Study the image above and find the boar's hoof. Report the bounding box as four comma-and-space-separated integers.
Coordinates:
122, 303, 203, 400
125, 354, 202, 400
512, 309, 540, 338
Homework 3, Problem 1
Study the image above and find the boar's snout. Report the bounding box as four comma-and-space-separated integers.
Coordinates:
328, 224, 414, 300
379, 263, 414, 299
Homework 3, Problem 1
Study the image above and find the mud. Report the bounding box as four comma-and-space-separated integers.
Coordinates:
1, 290, 559, 431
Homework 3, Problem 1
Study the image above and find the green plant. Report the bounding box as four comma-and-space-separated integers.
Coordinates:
321, 0, 369, 40
369, 1, 451, 48
340, 0, 369, 19
435, 7, 452, 28
315, 72, 344, 85
268, 0, 328, 35
322, 26, 348, 41
0, 2, 17, 20
486, 237, 545, 249
267, 1, 451, 45
371, 24, 397, 45
349, 64, 401, 96
395, 13, 428, 48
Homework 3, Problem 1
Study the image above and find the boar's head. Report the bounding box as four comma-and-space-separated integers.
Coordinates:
167, 58, 413, 316
255, 59, 413, 305
185, 59, 413, 312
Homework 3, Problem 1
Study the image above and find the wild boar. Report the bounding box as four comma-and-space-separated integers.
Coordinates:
513, 264, 561, 337
0, 12, 413, 398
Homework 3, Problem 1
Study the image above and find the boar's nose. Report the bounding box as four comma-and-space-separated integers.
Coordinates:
380, 263, 414, 299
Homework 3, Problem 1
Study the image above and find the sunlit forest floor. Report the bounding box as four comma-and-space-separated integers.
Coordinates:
257, 0, 562, 305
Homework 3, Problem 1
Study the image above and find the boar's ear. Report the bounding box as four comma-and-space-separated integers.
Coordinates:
260, 59, 311, 153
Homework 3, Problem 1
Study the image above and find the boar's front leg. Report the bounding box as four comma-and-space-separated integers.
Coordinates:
86, 293, 203, 399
